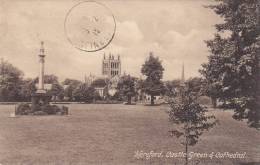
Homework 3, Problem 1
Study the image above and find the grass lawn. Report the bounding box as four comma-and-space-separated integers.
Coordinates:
0, 104, 259, 165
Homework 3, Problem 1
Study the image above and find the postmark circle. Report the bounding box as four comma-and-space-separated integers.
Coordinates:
64, 1, 116, 52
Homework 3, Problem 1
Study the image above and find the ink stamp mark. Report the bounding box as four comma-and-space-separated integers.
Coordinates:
64, 1, 116, 52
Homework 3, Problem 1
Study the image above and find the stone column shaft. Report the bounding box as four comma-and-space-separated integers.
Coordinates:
39, 56, 44, 90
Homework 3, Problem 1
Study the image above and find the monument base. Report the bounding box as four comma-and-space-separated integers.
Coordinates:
15, 92, 68, 116
31, 92, 51, 111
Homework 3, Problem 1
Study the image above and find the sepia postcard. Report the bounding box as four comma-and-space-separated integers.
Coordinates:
0, 0, 259, 165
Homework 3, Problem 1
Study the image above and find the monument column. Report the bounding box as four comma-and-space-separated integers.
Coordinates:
37, 41, 46, 94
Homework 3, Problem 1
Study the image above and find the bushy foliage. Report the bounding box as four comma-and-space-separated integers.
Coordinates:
35, 74, 58, 84
49, 83, 64, 102
19, 78, 37, 101
164, 80, 181, 98
15, 103, 68, 115
63, 79, 81, 101
117, 75, 136, 104
201, 0, 260, 128
73, 83, 98, 103
168, 84, 217, 165
15, 103, 32, 115
0, 59, 24, 101
141, 52, 165, 105
91, 78, 107, 87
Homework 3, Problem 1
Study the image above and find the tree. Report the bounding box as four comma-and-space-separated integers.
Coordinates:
165, 80, 181, 97
35, 74, 58, 84
72, 83, 97, 103
20, 78, 37, 101
91, 78, 107, 87
141, 52, 165, 105
62, 79, 81, 101
186, 77, 204, 96
200, 34, 228, 108
117, 75, 136, 104
168, 83, 217, 165
202, 0, 260, 128
50, 83, 64, 102
63, 78, 81, 86
91, 78, 109, 99
0, 59, 24, 101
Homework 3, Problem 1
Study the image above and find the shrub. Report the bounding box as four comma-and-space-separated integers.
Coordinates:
15, 103, 69, 115
16, 103, 32, 115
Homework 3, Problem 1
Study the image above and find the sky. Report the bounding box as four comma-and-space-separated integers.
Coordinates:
0, 0, 223, 82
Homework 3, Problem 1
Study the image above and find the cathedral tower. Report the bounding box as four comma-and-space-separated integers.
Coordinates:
102, 53, 121, 78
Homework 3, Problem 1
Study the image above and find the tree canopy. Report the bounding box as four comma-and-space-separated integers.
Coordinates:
62, 78, 81, 101
169, 83, 217, 165
0, 59, 24, 101
91, 78, 107, 88
141, 52, 165, 105
72, 83, 98, 103
201, 0, 260, 128
117, 75, 136, 104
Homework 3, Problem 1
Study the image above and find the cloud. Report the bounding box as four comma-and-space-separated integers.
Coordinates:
0, 0, 222, 81
114, 20, 143, 46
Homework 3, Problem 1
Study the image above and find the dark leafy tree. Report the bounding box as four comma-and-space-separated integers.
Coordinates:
20, 78, 37, 101
164, 80, 182, 103
62, 79, 81, 101
186, 77, 204, 96
168, 83, 217, 165
91, 78, 107, 87
91, 78, 109, 100
49, 83, 64, 102
202, 0, 260, 128
141, 52, 165, 105
0, 59, 24, 101
135, 78, 145, 101
72, 83, 97, 103
63, 78, 81, 86
200, 34, 228, 108
117, 75, 136, 104
165, 79, 181, 97
35, 74, 58, 84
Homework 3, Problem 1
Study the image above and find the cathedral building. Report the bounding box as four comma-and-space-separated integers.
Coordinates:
102, 53, 121, 78
85, 53, 122, 98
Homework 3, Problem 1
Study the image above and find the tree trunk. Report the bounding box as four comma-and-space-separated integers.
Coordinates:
151, 95, 154, 105
127, 96, 131, 104
211, 97, 217, 108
